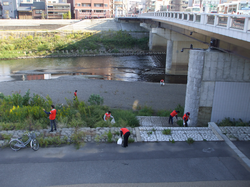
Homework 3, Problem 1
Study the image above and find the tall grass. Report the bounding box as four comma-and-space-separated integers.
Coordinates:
0, 31, 149, 59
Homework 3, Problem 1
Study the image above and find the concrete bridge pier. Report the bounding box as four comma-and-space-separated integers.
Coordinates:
184, 50, 205, 126
185, 50, 250, 126
148, 29, 167, 51
165, 40, 173, 74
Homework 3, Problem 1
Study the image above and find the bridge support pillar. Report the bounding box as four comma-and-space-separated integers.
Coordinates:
148, 29, 167, 51
184, 50, 205, 126
165, 40, 173, 74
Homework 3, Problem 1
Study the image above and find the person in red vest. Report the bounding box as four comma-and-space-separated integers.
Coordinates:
183, 112, 190, 127
169, 110, 180, 124
160, 79, 164, 86
43, 105, 57, 132
74, 90, 77, 100
120, 127, 130, 147
103, 111, 114, 121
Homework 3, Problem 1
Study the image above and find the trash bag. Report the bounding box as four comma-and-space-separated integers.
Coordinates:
117, 138, 122, 145
111, 118, 115, 124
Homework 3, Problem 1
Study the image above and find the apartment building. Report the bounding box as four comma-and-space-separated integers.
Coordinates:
0, 1, 3, 18
1, 0, 18, 18
69, 0, 111, 19
46, 0, 70, 19
113, 0, 127, 16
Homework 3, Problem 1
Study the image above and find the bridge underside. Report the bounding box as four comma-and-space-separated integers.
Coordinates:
119, 17, 250, 60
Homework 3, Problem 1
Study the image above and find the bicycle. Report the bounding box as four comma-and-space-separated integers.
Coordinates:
9, 132, 39, 151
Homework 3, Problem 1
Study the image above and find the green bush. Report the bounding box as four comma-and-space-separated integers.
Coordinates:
157, 109, 172, 117
107, 130, 113, 143
162, 129, 171, 135
112, 109, 139, 128
187, 137, 194, 144
137, 106, 154, 116
175, 104, 184, 117
218, 118, 250, 126
70, 130, 86, 149
88, 94, 104, 105
177, 120, 183, 127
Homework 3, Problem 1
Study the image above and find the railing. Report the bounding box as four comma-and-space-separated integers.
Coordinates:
138, 12, 250, 34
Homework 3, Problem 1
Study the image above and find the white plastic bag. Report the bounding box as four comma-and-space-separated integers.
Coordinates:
117, 138, 122, 145
111, 118, 115, 124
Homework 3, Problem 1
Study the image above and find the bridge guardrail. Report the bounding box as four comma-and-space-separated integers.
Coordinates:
137, 12, 250, 39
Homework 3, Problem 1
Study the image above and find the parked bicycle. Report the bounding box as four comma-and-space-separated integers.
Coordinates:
9, 132, 39, 151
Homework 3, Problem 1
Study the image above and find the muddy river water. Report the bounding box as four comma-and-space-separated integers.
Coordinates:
0, 55, 187, 84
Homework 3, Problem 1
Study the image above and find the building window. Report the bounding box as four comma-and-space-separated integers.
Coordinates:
95, 10, 102, 12
77, 3, 80, 7
94, 4, 103, 7
105, 4, 108, 7
3, 2, 9, 6
35, 10, 43, 14
27, 0, 31, 2
83, 3, 91, 7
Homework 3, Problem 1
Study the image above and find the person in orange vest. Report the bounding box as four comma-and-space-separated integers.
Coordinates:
43, 105, 57, 132
74, 90, 77, 100
160, 79, 164, 86
103, 111, 114, 121
169, 110, 180, 124
183, 112, 190, 127
120, 127, 130, 147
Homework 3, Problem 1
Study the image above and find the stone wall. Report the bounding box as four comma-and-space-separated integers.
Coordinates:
0, 127, 138, 148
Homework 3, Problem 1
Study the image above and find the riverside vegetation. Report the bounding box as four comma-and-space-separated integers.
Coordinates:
0, 90, 184, 148
0, 30, 149, 59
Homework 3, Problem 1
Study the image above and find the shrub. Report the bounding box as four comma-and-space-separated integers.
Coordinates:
175, 104, 184, 117
128, 138, 135, 143
169, 139, 175, 143
187, 137, 194, 144
137, 106, 154, 116
177, 120, 183, 127
157, 109, 172, 117
88, 94, 104, 105
218, 118, 250, 126
112, 109, 139, 127
162, 129, 171, 135
70, 129, 86, 149
107, 130, 113, 143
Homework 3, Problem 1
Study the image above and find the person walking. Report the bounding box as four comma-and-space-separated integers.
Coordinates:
43, 105, 57, 132
183, 112, 190, 127
74, 90, 77, 100
169, 110, 180, 124
103, 111, 114, 121
120, 127, 130, 147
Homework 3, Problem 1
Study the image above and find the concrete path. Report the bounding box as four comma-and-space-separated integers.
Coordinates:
1, 142, 250, 187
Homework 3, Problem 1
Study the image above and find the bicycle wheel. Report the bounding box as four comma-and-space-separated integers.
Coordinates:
9, 139, 22, 151
30, 139, 39, 151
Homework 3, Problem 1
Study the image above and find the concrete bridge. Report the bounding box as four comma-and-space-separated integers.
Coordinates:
119, 13, 250, 127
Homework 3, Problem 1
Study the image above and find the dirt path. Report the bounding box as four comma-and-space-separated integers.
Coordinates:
0, 76, 186, 111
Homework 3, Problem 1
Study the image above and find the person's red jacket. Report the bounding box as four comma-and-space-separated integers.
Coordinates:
49, 109, 56, 120
170, 110, 178, 117
120, 128, 129, 135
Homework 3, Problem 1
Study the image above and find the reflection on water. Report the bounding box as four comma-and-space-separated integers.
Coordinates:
0, 55, 187, 84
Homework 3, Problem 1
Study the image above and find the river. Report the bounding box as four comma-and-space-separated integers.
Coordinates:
0, 55, 187, 84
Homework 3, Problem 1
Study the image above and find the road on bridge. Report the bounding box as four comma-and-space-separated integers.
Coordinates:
1, 142, 250, 187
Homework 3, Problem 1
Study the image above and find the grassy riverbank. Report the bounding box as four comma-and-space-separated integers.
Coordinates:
0, 30, 148, 59
0, 90, 184, 131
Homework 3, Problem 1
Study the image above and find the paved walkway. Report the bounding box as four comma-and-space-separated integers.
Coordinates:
137, 116, 250, 169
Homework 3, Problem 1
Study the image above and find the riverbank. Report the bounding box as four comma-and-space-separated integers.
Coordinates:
0, 76, 186, 111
